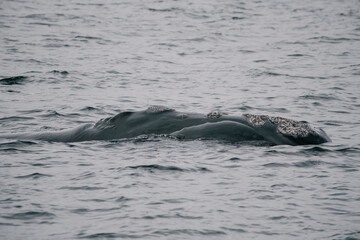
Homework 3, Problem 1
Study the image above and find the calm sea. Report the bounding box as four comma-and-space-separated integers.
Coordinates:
1, 0, 359, 239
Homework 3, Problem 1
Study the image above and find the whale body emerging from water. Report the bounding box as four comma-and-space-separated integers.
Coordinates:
0, 106, 330, 145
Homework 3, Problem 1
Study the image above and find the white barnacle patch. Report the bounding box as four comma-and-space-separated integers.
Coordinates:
244, 114, 269, 126
146, 106, 174, 114
206, 111, 227, 119
277, 121, 314, 138
244, 114, 316, 138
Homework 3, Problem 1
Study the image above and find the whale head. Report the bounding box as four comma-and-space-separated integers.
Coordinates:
244, 114, 331, 145
283, 126, 331, 145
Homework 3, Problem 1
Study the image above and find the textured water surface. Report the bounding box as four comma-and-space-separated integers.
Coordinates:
1, 0, 360, 239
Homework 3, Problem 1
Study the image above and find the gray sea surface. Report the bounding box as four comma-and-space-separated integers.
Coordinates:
1, 0, 360, 239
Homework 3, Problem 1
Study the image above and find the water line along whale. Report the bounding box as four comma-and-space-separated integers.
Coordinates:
0, 106, 331, 145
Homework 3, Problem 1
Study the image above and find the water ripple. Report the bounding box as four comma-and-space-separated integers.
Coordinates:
59, 186, 106, 191
0, 76, 28, 85
126, 164, 211, 173
15, 173, 53, 179
152, 228, 226, 236
77, 232, 146, 239
3, 211, 55, 220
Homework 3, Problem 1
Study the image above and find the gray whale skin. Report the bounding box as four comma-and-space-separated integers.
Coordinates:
1, 106, 330, 145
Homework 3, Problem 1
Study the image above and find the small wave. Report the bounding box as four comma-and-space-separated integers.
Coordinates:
264, 72, 327, 79
310, 174, 329, 178
328, 110, 350, 114
321, 120, 347, 126
0, 76, 28, 85
152, 228, 226, 236
335, 147, 360, 153
161, 198, 190, 204
303, 145, 360, 154
75, 3, 104, 6
70, 207, 121, 214
0, 198, 23, 203
126, 164, 211, 173
329, 86, 345, 90
59, 186, 105, 191
0, 116, 34, 122
182, 37, 207, 42
254, 59, 267, 62
253, 106, 290, 113
22, 14, 50, 20
268, 215, 291, 220
309, 36, 359, 43
322, 207, 350, 215
115, 196, 132, 202
70, 208, 89, 214
13, 58, 43, 64
329, 163, 358, 172
43, 43, 72, 48
237, 105, 253, 111
329, 231, 360, 240
238, 49, 255, 54
293, 160, 323, 168
78, 232, 146, 239
38, 110, 65, 118
221, 227, 246, 233
128, 164, 184, 172
0, 147, 34, 154
74, 35, 102, 40
0, 140, 37, 147
81, 106, 99, 111
287, 53, 312, 57
0, 222, 19, 226
142, 213, 202, 220
299, 94, 339, 101
70, 172, 96, 181
271, 183, 288, 188
15, 173, 53, 179
228, 157, 241, 161
3, 211, 55, 220
300, 146, 332, 153
148, 7, 181, 12
263, 162, 291, 168
257, 194, 282, 200
73, 35, 106, 43
255, 230, 281, 236
28, 22, 57, 27
39, 110, 81, 119
232, 16, 246, 20
78, 198, 106, 203
17, 109, 43, 114
249, 69, 329, 79
48, 70, 69, 75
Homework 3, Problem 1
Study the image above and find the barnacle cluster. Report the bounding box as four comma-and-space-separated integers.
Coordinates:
244, 114, 316, 138
146, 106, 174, 114
206, 111, 228, 119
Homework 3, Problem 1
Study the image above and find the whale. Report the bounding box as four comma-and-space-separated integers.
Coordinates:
0, 106, 331, 145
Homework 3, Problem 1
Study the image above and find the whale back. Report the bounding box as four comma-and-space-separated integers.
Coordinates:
0, 107, 330, 145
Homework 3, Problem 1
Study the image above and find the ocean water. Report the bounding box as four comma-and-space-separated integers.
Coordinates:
1, 0, 360, 239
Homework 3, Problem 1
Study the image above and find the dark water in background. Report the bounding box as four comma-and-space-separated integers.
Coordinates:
1, 0, 360, 239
